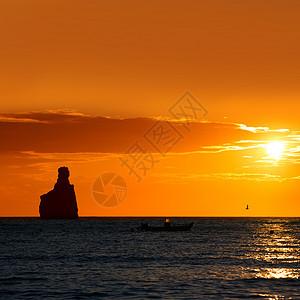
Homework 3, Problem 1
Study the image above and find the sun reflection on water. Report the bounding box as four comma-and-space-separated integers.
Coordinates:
256, 268, 299, 279
259, 294, 292, 300
247, 220, 300, 281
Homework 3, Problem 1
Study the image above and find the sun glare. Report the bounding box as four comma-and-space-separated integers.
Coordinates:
265, 142, 285, 160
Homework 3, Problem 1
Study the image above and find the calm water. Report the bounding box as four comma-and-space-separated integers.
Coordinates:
0, 217, 300, 299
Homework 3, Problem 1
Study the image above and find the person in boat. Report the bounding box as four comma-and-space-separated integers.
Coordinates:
141, 222, 149, 230
164, 218, 171, 229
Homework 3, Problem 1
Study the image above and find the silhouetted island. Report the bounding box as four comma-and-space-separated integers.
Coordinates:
39, 167, 78, 219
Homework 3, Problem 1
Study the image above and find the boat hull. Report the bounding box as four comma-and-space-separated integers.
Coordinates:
137, 222, 194, 232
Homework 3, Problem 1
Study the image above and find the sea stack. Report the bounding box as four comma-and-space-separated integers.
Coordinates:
39, 167, 78, 219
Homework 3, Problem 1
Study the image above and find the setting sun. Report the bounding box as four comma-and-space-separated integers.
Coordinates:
265, 142, 285, 160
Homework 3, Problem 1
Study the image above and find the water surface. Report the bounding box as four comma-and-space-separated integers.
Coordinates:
0, 217, 299, 299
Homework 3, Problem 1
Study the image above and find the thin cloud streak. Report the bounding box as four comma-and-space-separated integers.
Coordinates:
151, 172, 287, 183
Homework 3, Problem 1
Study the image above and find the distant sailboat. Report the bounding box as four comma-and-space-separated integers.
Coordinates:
246, 204, 249, 210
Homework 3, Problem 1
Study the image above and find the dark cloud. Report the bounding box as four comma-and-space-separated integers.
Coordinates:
0, 111, 286, 153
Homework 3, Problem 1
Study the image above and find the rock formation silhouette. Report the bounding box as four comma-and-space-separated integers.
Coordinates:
39, 167, 78, 219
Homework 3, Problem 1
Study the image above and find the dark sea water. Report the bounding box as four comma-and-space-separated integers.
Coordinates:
0, 217, 300, 299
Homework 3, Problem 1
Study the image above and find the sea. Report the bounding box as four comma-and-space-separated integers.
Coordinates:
0, 217, 299, 299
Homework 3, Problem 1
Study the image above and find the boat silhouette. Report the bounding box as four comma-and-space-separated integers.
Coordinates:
135, 221, 194, 232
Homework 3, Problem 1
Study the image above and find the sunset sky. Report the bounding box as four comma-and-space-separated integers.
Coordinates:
1, 0, 300, 216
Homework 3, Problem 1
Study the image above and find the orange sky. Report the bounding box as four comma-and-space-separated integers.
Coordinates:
0, 0, 300, 216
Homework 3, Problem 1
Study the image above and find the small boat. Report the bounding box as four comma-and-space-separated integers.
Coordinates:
134, 222, 194, 232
